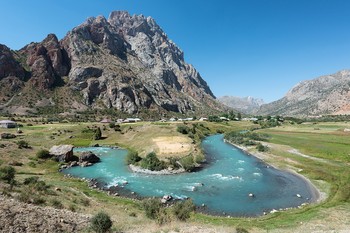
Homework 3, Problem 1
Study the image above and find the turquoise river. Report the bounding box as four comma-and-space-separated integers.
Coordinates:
63, 134, 317, 216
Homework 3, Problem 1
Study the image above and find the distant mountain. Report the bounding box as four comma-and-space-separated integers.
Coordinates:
218, 96, 264, 114
0, 11, 224, 116
258, 70, 350, 117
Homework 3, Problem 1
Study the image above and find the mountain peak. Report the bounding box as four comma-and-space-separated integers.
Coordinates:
0, 11, 222, 116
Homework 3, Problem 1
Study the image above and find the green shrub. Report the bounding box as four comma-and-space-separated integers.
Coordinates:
172, 199, 195, 221
36, 149, 51, 159
177, 125, 190, 134
108, 122, 115, 128
0, 133, 16, 139
125, 151, 142, 165
50, 199, 63, 209
0, 166, 16, 184
140, 152, 165, 171
256, 143, 268, 152
142, 198, 162, 219
17, 140, 29, 149
90, 212, 113, 233
94, 127, 102, 140
179, 155, 195, 172
23, 176, 39, 185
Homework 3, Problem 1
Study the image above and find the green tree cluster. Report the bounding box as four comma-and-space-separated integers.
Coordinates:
140, 152, 165, 171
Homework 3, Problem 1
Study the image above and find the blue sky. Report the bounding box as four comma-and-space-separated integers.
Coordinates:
2, 0, 350, 103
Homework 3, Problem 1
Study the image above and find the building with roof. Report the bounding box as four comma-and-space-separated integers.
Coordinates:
0, 120, 17, 128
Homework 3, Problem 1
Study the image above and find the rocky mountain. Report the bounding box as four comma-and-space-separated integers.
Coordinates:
218, 96, 264, 114
258, 70, 350, 117
0, 11, 223, 116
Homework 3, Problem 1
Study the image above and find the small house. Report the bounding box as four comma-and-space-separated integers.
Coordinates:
100, 118, 112, 123
0, 120, 17, 128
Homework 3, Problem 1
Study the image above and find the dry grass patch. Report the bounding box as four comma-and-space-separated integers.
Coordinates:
152, 136, 192, 158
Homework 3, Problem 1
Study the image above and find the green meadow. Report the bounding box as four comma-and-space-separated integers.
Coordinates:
0, 120, 349, 232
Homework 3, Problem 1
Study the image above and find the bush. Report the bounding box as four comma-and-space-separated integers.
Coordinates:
177, 125, 190, 134
23, 176, 39, 185
90, 212, 113, 233
172, 199, 195, 221
108, 122, 115, 128
256, 143, 268, 152
142, 198, 162, 219
50, 199, 63, 209
36, 149, 51, 159
0, 166, 16, 184
0, 133, 16, 139
140, 152, 165, 171
17, 140, 29, 149
179, 155, 195, 172
125, 151, 142, 165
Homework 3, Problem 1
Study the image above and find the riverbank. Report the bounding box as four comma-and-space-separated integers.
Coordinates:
128, 164, 186, 175
223, 139, 325, 204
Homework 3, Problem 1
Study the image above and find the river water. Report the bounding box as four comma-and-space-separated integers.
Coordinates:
63, 134, 316, 216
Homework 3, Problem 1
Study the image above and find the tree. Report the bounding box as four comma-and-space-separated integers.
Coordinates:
125, 151, 142, 165
237, 112, 242, 120
90, 212, 112, 233
0, 166, 16, 184
94, 127, 102, 140
140, 152, 165, 171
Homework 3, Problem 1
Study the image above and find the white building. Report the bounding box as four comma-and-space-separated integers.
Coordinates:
0, 120, 17, 128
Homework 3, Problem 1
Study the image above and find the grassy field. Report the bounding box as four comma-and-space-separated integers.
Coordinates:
1, 120, 350, 232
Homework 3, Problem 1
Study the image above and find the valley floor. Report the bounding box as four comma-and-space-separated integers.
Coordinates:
0, 120, 350, 232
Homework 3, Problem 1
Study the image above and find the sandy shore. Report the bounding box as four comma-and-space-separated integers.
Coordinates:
223, 139, 325, 203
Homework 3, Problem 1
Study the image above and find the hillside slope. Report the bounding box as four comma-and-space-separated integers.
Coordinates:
258, 70, 350, 116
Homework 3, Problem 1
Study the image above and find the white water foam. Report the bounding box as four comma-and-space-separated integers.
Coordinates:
210, 174, 242, 181
107, 177, 128, 187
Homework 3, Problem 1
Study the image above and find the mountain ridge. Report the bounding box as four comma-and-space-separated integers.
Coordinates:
218, 96, 264, 114
0, 11, 224, 116
258, 70, 350, 117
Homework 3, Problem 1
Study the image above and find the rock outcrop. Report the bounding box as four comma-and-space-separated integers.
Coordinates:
49, 145, 74, 162
0, 11, 224, 116
18, 34, 70, 90
258, 70, 350, 116
79, 151, 100, 163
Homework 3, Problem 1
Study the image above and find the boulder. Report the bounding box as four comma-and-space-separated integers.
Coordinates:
49, 145, 74, 162
79, 151, 100, 163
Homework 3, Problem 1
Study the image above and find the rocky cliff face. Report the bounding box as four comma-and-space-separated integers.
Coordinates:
218, 96, 264, 114
0, 11, 221, 115
258, 70, 350, 116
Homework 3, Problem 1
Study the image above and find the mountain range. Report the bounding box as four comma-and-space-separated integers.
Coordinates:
218, 96, 264, 114
1, 11, 349, 118
258, 70, 350, 117
0, 11, 224, 117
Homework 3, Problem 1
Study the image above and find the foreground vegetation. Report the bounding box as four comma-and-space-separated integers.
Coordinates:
0, 118, 350, 232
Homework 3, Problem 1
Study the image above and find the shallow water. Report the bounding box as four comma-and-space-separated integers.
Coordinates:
63, 134, 315, 216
